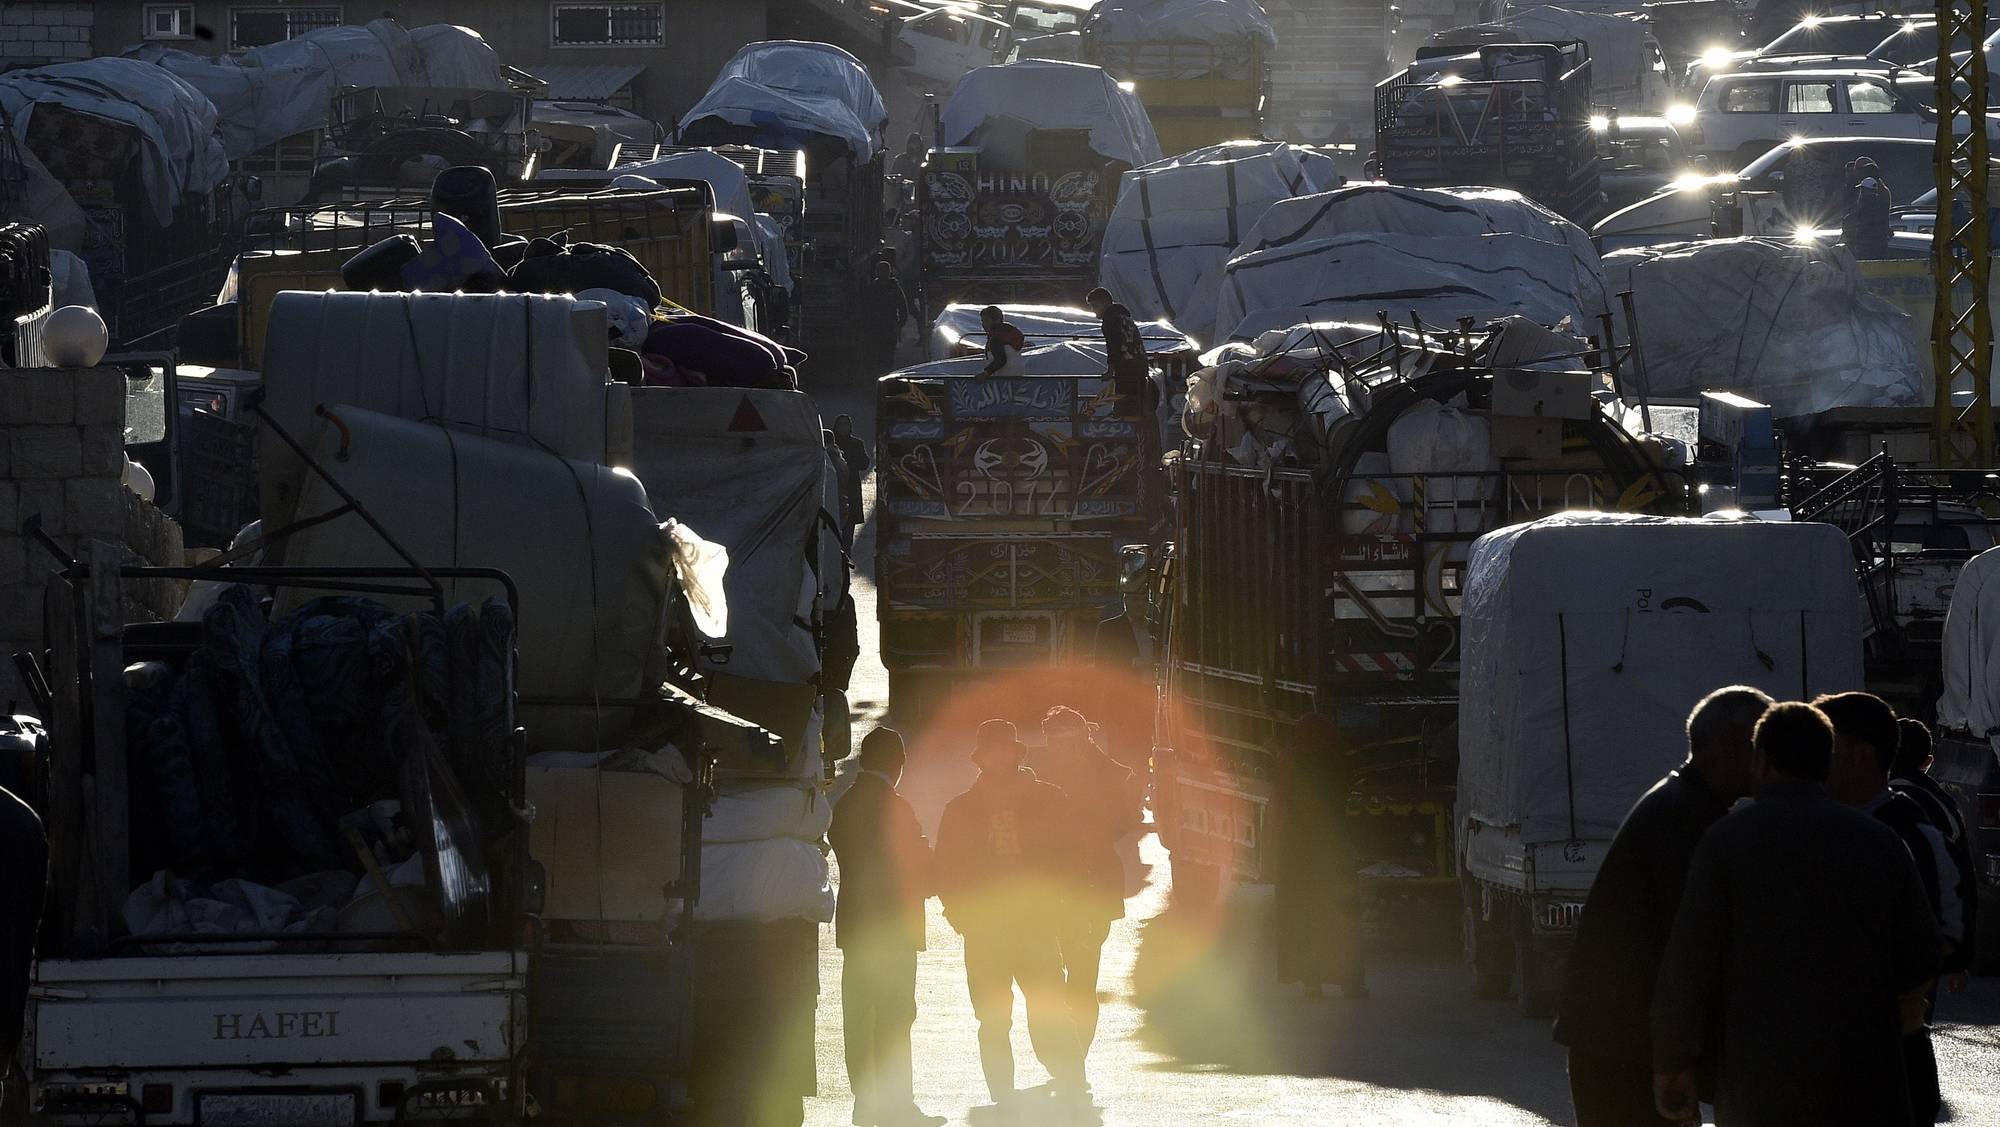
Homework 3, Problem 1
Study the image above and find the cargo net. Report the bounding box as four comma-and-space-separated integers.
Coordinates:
1172, 314, 1685, 690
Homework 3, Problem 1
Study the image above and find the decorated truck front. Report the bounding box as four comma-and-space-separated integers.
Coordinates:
918, 61, 1162, 320
876, 332, 1172, 716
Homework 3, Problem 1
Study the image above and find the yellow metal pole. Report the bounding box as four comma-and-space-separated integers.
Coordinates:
1933, 0, 1993, 466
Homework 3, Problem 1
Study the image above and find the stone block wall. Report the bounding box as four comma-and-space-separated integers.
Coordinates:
0, 2, 95, 66
0, 366, 184, 712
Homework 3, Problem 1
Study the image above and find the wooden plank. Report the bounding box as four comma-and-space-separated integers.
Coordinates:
86, 541, 128, 940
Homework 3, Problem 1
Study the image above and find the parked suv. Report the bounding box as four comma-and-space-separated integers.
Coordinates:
1688, 69, 1948, 164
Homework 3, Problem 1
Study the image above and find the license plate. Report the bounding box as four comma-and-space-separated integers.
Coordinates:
1000, 624, 1039, 644
199, 1092, 355, 1127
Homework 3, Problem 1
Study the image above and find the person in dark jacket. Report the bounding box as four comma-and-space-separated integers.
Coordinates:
1556, 685, 1772, 1127
891, 132, 927, 181
1892, 716, 1977, 996
1651, 701, 1943, 1127
1085, 287, 1150, 389
0, 785, 44, 1075
831, 413, 871, 548
828, 729, 945, 1127
1819, 692, 1963, 1126
935, 719, 1087, 1112
978, 305, 1028, 379
1842, 156, 1894, 259
864, 262, 910, 373
1271, 713, 1365, 998
1037, 706, 1141, 1056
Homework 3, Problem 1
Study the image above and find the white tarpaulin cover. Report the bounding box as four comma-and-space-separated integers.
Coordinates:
275, 408, 671, 755
1232, 183, 1607, 322
129, 20, 504, 161
1086, 0, 1278, 45
542, 148, 758, 222
1214, 232, 1593, 343
898, 340, 1133, 377
1460, 513, 1864, 844
0, 58, 227, 226
625, 387, 842, 685
1438, 8, 1649, 100
938, 61, 1163, 167
1098, 141, 1331, 343
678, 41, 888, 162
930, 302, 1197, 357
1938, 548, 2000, 741
1083, 0, 1277, 77
1600, 238, 1924, 418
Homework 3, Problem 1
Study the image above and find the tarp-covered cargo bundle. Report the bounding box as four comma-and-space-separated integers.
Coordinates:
125, 19, 506, 161
1601, 237, 1924, 418
1214, 231, 1596, 344
937, 60, 1164, 168
1097, 141, 1335, 344
0, 57, 228, 227
1083, 0, 1278, 78
1434, 7, 1651, 108
1236, 183, 1606, 319
1459, 513, 1864, 843
677, 41, 889, 163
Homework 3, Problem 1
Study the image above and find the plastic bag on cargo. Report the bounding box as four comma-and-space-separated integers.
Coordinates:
664, 519, 730, 638
705, 782, 831, 845
692, 838, 835, 924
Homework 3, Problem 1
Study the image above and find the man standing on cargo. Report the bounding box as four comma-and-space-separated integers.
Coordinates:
829, 729, 946, 1127
1555, 685, 1772, 1126
936, 719, 1089, 1115
978, 306, 1028, 379
1818, 692, 1964, 1126
1086, 287, 1150, 391
1651, 701, 1942, 1126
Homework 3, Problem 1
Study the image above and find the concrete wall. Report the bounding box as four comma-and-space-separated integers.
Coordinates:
0, 2, 96, 67
83, 0, 774, 127
0, 367, 184, 710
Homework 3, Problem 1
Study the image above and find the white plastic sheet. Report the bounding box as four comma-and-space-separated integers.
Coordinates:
928, 302, 1197, 357
0, 58, 228, 226
1097, 141, 1330, 343
1459, 513, 1865, 844
546, 148, 757, 224
704, 784, 833, 845
1600, 238, 1925, 418
938, 61, 1163, 167
1232, 183, 1607, 323
1438, 7, 1650, 102
1214, 232, 1594, 343
665, 518, 730, 639
129, 21, 504, 162
1938, 547, 2000, 737
693, 838, 835, 923
1086, 0, 1278, 45
677, 41, 888, 162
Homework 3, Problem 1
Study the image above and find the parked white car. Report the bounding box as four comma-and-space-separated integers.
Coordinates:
1681, 69, 1974, 166
1685, 13, 1914, 86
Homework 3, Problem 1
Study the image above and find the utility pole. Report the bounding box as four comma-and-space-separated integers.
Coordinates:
1933, 0, 1993, 466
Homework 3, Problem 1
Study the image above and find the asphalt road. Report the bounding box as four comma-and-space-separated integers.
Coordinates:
797, 349, 2000, 1127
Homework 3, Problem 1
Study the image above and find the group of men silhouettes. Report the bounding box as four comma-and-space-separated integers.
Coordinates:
828, 710, 1142, 1126
1558, 687, 1975, 1127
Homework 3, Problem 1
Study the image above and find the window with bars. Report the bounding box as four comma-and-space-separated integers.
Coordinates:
144, 4, 196, 39
551, 3, 666, 47
230, 6, 343, 49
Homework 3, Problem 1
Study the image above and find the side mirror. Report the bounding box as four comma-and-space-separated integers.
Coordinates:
711, 218, 740, 253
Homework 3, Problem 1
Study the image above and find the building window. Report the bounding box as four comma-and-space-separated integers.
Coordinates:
551, 3, 666, 47
144, 4, 196, 40
230, 6, 343, 50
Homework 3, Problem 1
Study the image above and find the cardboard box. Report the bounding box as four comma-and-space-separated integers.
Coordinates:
1491, 369, 1593, 421
528, 766, 685, 922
